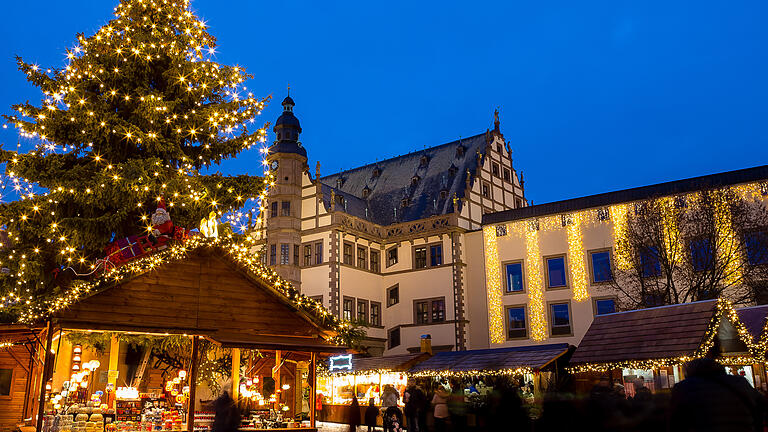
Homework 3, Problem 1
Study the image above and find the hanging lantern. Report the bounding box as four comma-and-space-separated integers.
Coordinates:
73, 345, 82, 354
72, 364, 80, 371
72, 355, 81, 362
178, 370, 187, 379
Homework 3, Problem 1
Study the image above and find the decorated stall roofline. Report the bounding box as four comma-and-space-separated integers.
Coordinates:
408, 367, 534, 378
567, 355, 763, 374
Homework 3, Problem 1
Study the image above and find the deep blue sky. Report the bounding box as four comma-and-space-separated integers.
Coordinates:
1, 0, 766, 204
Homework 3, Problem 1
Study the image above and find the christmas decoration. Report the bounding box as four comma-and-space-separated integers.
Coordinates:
0, 0, 272, 315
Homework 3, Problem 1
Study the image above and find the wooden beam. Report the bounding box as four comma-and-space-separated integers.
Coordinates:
107, 335, 120, 409
35, 321, 54, 432
5, 346, 29, 374
309, 352, 317, 428
22, 344, 35, 421
231, 348, 241, 401
186, 336, 199, 432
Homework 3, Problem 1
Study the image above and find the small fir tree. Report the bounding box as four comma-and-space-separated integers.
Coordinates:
0, 0, 268, 317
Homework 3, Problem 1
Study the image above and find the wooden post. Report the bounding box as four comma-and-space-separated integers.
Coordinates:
274, 350, 282, 412
309, 352, 317, 428
231, 348, 241, 401
187, 336, 199, 432
22, 344, 35, 421
35, 320, 54, 432
107, 335, 120, 408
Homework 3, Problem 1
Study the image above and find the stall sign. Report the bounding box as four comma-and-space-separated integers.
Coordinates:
329, 354, 353, 372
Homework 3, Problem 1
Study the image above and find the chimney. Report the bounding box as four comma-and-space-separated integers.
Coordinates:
420, 334, 432, 355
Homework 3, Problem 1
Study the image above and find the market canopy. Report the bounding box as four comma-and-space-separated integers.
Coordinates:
569, 299, 755, 372
408, 343, 571, 377
40, 238, 347, 354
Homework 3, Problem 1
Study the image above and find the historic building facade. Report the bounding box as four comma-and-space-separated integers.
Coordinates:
466, 166, 768, 350
258, 96, 526, 355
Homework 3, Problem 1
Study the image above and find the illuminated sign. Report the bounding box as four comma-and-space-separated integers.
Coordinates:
329, 354, 353, 372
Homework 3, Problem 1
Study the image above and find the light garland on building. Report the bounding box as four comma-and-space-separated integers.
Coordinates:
566, 212, 589, 302
524, 225, 548, 341
610, 204, 632, 270
482, 225, 505, 344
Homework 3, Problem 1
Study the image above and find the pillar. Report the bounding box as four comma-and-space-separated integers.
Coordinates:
232, 348, 241, 401
186, 336, 199, 432
35, 320, 54, 432
107, 335, 120, 408
309, 352, 317, 428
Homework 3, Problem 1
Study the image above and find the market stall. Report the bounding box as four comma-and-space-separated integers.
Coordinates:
3, 238, 348, 432
569, 299, 758, 394
0, 325, 47, 431
317, 353, 429, 425
736, 304, 768, 392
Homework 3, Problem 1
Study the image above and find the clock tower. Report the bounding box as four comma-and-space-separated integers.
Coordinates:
264, 95, 307, 289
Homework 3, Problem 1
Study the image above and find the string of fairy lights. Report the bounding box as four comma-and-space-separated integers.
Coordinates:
0, 0, 285, 309
485, 183, 767, 345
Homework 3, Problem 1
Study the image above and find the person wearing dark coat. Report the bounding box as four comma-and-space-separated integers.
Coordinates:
669, 358, 768, 432
349, 396, 362, 432
213, 391, 241, 432
365, 398, 379, 432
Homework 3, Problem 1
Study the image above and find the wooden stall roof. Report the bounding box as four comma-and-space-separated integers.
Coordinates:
737, 305, 768, 344
408, 343, 570, 375
570, 300, 718, 365
52, 246, 344, 352
328, 353, 430, 374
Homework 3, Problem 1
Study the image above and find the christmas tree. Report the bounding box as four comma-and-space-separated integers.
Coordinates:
0, 0, 269, 317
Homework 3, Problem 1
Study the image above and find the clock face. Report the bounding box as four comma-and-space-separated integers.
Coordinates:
270, 161, 279, 170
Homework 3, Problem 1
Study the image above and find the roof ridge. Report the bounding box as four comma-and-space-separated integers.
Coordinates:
596, 299, 718, 317
319, 132, 486, 180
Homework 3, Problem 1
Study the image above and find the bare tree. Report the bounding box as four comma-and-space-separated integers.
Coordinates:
610, 187, 768, 309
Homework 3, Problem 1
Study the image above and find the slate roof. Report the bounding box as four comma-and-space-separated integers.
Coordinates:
737, 305, 768, 344
484, 165, 768, 225
329, 353, 429, 374
319, 133, 489, 225
408, 343, 570, 374
569, 300, 718, 365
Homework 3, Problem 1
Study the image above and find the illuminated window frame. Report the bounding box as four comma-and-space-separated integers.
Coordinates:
544, 254, 569, 290
502, 260, 526, 295
588, 248, 614, 285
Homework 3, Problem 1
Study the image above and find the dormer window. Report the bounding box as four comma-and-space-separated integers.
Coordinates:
372, 168, 381, 178
456, 146, 465, 157
335, 194, 345, 205
401, 198, 410, 207
448, 165, 458, 176
411, 175, 420, 186
362, 187, 371, 198
420, 155, 429, 167
440, 190, 448, 200
336, 178, 343, 188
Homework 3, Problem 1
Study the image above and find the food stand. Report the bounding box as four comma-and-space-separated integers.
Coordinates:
317, 353, 429, 424
1, 238, 348, 432
569, 299, 759, 394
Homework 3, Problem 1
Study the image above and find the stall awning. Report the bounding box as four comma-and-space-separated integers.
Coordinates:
408, 343, 570, 376
335, 353, 430, 375
569, 299, 754, 371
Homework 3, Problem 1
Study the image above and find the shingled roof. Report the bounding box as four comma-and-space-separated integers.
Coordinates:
408, 343, 570, 376
570, 300, 752, 368
737, 305, 768, 344
319, 133, 488, 225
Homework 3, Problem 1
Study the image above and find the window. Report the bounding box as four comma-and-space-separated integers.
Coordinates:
270, 202, 278, 218
357, 299, 368, 323
303, 245, 312, 266
343, 242, 353, 265
440, 190, 448, 200
546, 256, 567, 288
343, 297, 354, 321
420, 156, 429, 167
281, 201, 291, 217
456, 146, 465, 157
362, 187, 371, 198
482, 183, 490, 198
387, 285, 399, 307
690, 238, 714, 271
505, 262, 524, 293
387, 247, 398, 267
503, 168, 511, 182
594, 298, 616, 316
269, 244, 277, 265
430, 245, 443, 267
357, 246, 367, 269
746, 231, 768, 266
414, 298, 445, 324
388, 327, 401, 349
335, 194, 345, 206
515, 198, 523, 209
0, 369, 11, 396
414, 247, 427, 269
370, 250, 380, 273
492, 163, 500, 177
590, 250, 612, 283
640, 246, 661, 277
550, 302, 572, 336
370, 302, 381, 326
506, 306, 527, 339
293, 244, 299, 265
496, 143, 502, 153
315, 242, 323, 265
597, 208, 610, 221
280, 244, 290, 265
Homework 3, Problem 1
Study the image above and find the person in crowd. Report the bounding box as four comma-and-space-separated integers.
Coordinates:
349, 396, 362, 432
365, 398, 379, 432
384, 404, 404, 432
212, 391, 241, 432
431, 384, 450, 432
669, 358, 768, 432
413, 385, 429, 432
487, 381, 530, 432
403, 386, 418, 432
446, 380, 467, 432
381, 385, 400, 408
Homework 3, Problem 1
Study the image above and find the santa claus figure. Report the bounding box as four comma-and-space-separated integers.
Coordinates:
149, 199, 174, 245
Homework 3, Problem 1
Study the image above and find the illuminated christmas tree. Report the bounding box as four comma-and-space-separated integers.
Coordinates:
0, 0, 270, 315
